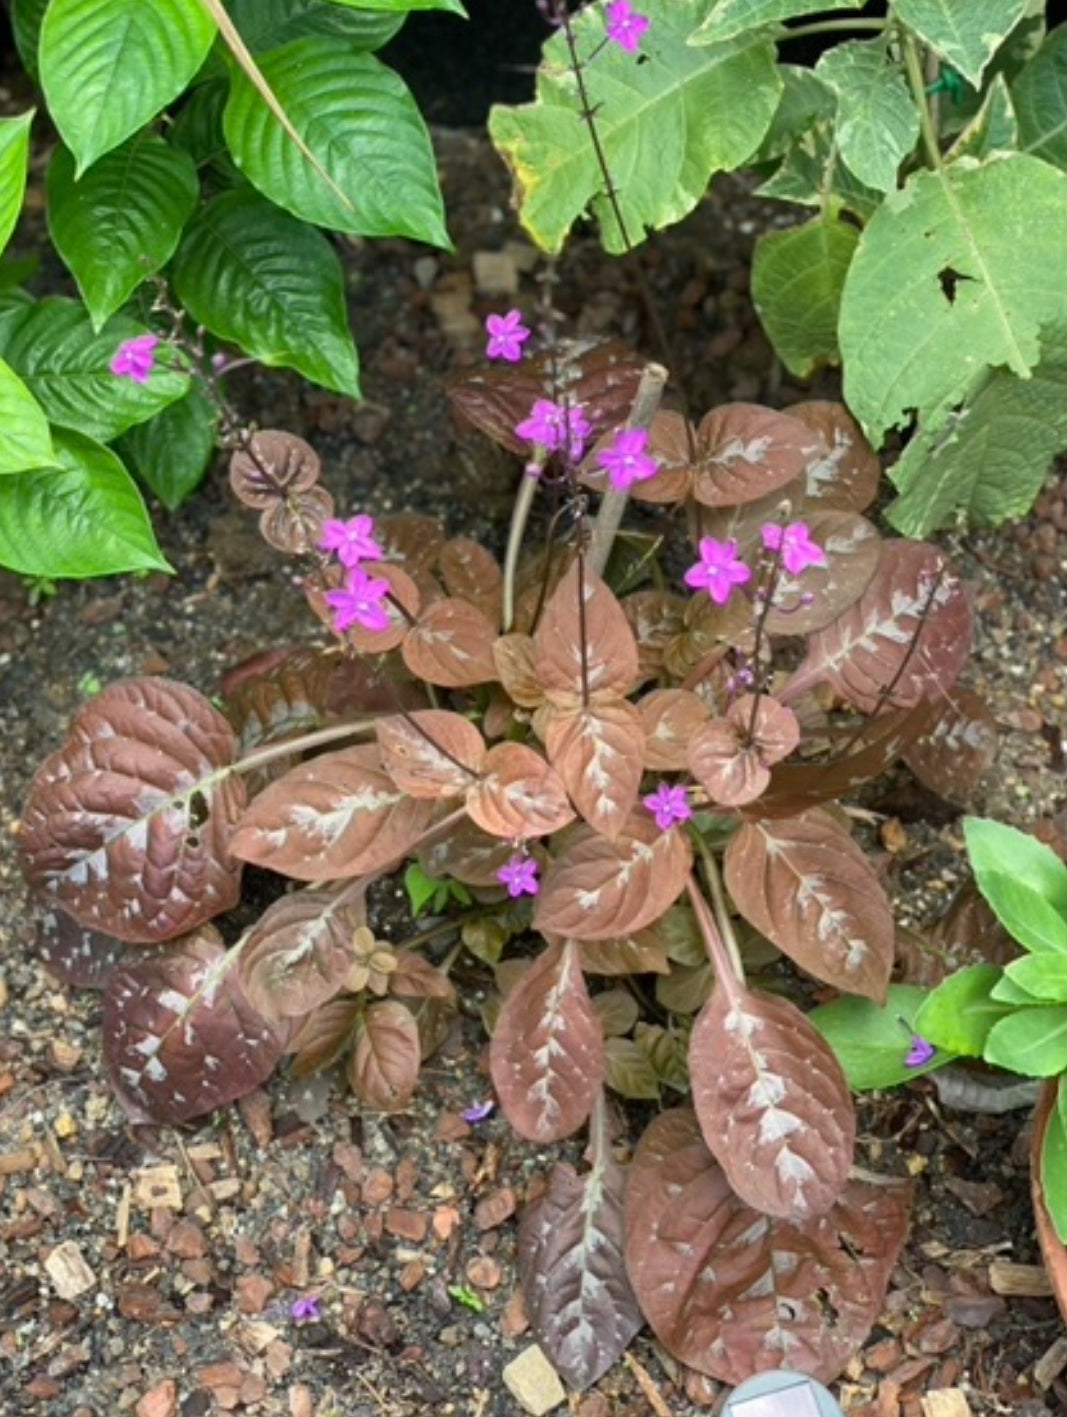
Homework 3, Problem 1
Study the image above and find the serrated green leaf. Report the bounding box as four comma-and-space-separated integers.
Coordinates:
223, 37, 448, 247
816, 39, 920, 192
751, 65, 835, 162
0, 112, 34, 258
885, 317, 1067, 535
808, 983, 948, 1090
839, 154, 1067, 445
0, 356, 54, 474
966, 816, 1067, 913
0, 298, 189, 441
755, 110, 883, 220
171, 187, 360, 398
913, 964, 1013, 1056
986, 1004, 1067, 1076
39, 0, 218, 173
118, 385, 219, 510
946, 73, 1019, 162
490, 0, 781, 255
892, 0, 1030, 87
11, 0, 49, 77
1007, 953, 1067, 1004
1042, 1083, 1067, 1242
47, 136, 199, 330
604, 1036, 662, 1100
1013, 22, 1067, 171
751, 207, 859, 376
0, 428, 170, 578
692, 0, 867, 45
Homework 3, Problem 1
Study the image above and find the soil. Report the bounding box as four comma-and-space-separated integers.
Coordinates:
4, 115, 1067, 1417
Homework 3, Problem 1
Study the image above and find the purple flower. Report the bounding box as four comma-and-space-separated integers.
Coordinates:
684, 537, 752, 606
110, 334, 159, 383
642, 782, 692, 831
319, 514, 385, 568
596, 426, 659, 491
761, 521, 826, 576
497, 854, 540, 898
461, 1099, 496, 1124
485, 309, 531, 363
290, 1295, 321, 1322
514, 399, 592, 460
605, 0, 650, 52
324, 565, 392, 634
905, 1034, 936, 1068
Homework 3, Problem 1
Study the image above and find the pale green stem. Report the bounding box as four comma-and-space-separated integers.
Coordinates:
902, 30, 943, 171
588, 362, 669, 579
502, 455, 546, 632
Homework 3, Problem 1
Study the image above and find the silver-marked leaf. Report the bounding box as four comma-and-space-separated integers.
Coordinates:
489, 940, 604, 1143
103, 926, 287, 1124
438, 536, 503, 627
786, 400, 880, 511
20, 678, 244, 943
725, 809, 893, 1001
401, 598, 498, 687
466, 742, 575, 840
229, 744, 436, 881
238, 886, 367, 1024
625, 1108, 912, 1384
519, 1158, 643, 1390
688, 984, 855, 1220
622, 590, 687, 682
543, 700, 645, 839
418, 816, 517, 887
535, 562, 640, 704
534, 813, 693, 942
782, 540, 972, 711
348, 999, 420, 1111
902, 685, 998, 801
691, 402, 826, 507
638, 689, 711, 771
688, 695, 800, 808
34, 902, 128, 989
376, 710, 485, 799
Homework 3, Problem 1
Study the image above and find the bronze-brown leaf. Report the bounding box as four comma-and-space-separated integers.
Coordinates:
466, 742, 575, 839
348, 999, 421, 1111
543, 700, 645, 838
637, 688, 711, 771
401, 598, 499, 687
376, 710, 485, 799
692, 403, 826, 507
229, 430, 321, 508
688, 695, 800, 808
535, 563, 640, 705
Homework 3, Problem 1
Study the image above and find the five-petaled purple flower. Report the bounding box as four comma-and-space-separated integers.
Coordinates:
643, 782, 692, 831
684, 537, 752, 606
290, 1295, 321, 1322
905, 1034, 936, 1068
761, 521, 826, 576
497, 854, 540, 898
485, 309, 531, 363
110, 334, 159, 383
319, 514, 384, 569
515, 399, 592, 460
324, 565, 392, 634
461, 1099, 496, 1124
596, 426, 659, 491
605, 0, 650, 52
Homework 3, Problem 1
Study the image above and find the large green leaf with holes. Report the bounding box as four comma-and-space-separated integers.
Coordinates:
490, 0, 781, 255
839, 153, 1067, 445
891, 0, 1030, 87
692, 0, 866, 45
1013, 23, 1067, 171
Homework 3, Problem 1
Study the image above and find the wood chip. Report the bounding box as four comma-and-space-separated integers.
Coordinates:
0, 1144, 42, 1176
988, 1257, 1053, 1296
1034, 1333, 1067, 1389
502, 1345, 566, 1416
44, 1240, 96, 1299
920, 1391, 973, 1417
623, 1352, 675, 1417
133, 1165, 181, 1210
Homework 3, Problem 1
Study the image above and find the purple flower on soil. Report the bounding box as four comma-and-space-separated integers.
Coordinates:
761, 521, 826, 576
496, 854, 540, 898
324, 565, 392, 634
319, 514, 385, 568
109, 334, 159, 383
485, 309, 531, 363
642, 782, 692, 831
290, 1295, 321, 1322
905, 1034, 936, 1068
605, 0, 650, 52
684, 537, 752, 606
515, 399, 592, 460
596, 426, 659, 491
461, 1099, 496, 1124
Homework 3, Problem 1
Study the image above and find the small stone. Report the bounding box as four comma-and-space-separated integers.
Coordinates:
474, 1186, 516, 1231
502, 1345, 567, 1416
44, 1241, 96, 1300
235, 1272, 275, 1315
238, 1090, 274, 1148
136, 1378, 178, 1417
362, 1167, 394, 1206
466, 1255, 502, 1290
165, 1221, 207, 1260
385, 1208, 428, 1243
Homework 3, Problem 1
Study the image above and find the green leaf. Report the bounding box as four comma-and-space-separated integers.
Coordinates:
751, 206, 859, 376
0, 356, 54, 474
991, 973, 1045, 1005
171, 187, 360, 398
224, 0, 405, 54
39, 0, 218, 173
946, 74, 1019, 162
974, 873, 1067, 957
808, 983, 948, 1090
11, 0, 49, 77
1013, 22, 1067, 171
0, 428, 170, 578
815, 40, 920, 192
891, 0, 1030, 87
326, 0, 464, 10
0, 298, 190, 441
1007, 953, 1067, 1004
985, 1004, 1067, 1076
751, 65, 835, 162
118, 385, 219, 510
1042, 1081, 1067, 1242
490, 0, 781, 255
47, 135, 199, 330
692, 0, 867, 45
169, 80, 232, 170
913, 964, 1013, 1056
885, 317, 1067, 535
965, 816, 1067, 914
0, 112, 34, 258
223, 37, 449, 247
839, 154, 1067, 445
